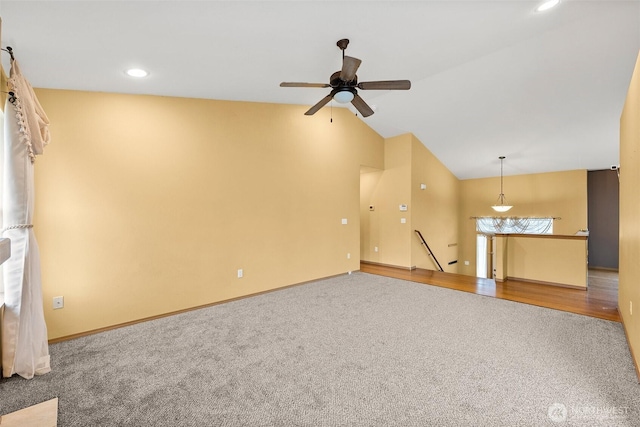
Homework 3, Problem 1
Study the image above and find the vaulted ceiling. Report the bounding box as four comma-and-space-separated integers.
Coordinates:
2, 1, 639, 179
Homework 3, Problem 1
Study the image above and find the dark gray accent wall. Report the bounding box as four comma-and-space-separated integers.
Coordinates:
587, 169, 619, 269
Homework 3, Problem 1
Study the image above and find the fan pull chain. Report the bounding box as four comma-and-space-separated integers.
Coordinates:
330, 101, 333, 123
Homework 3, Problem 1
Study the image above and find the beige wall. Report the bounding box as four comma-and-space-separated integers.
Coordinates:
359, 134, 459, 272
34, 89, 384, 340
619, 51, 640, 374
410, 134, 459, 272
505, 236, 587, 288
459, 170, 588, 276
359, 168, 383, 263
0, 68, 6, 111
360, 134, 413, 267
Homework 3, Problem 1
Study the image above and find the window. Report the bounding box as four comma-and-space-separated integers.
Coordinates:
476, 217, 553, 235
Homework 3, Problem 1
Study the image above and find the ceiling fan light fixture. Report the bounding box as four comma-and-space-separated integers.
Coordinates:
334, 90, 355, 104
491, 156, 513, 213
536, 0, 560, 12
126, 68, 149, 78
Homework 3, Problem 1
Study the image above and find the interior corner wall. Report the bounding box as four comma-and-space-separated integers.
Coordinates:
458, 170, 588, 277
619, 50, 640, 375
359, 168, 383, 262
33, 89, 384, 340
359, 133, 460, 271
410, 135, 459, 272
360, 134, 413, 268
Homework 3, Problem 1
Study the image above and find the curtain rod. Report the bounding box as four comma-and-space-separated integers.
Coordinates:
1, 46, 17, 105
469, 216, 562, 220
1, 46, 15, 60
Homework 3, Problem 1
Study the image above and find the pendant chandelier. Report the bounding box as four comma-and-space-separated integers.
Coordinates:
491, 156, 513, 212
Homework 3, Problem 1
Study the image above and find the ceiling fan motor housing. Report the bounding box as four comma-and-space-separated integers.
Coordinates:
330, 71, 357, 86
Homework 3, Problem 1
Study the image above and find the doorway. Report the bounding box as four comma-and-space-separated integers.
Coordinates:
587, 169, 619, 269
476, 234, 494, 279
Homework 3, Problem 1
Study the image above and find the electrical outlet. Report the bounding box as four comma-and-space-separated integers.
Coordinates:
464, 261, 470, 266
631, 301, 633, 316
237, 269, 243, 278
347, 253, 351, 259
53, 296, 64, 309
374, 246, 378, 252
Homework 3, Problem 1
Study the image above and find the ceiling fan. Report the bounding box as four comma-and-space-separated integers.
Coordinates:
280, 39, 411, 117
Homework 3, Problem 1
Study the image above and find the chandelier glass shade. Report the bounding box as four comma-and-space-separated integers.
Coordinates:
491, 156, 513, 212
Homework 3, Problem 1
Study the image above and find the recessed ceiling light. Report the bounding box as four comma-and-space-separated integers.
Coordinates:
536, 0, 560, 12
126, 68, 149, 78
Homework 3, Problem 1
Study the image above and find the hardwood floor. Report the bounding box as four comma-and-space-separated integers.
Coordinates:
360, 262, 620, 322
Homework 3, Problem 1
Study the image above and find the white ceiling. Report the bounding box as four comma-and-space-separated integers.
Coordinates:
1, 1, 638, 179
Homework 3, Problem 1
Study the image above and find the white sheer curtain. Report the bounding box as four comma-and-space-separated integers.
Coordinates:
1, 108, 4, 305
476, 217, 554, 235
1, 59, 51, 379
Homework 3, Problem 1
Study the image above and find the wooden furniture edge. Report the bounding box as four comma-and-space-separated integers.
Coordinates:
0, 397, 58, 427
496, 233, 587, 240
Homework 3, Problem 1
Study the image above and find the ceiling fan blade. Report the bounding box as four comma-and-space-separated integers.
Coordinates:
340, 56, 362, 82
305, 93, 334, 116
280, 82, 331, 88
351, 94, 374, 117
357, 80, 411, 90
